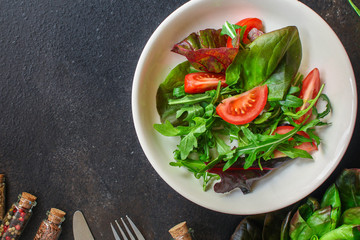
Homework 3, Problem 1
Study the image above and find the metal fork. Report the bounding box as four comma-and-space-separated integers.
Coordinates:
110, 215, 145, 240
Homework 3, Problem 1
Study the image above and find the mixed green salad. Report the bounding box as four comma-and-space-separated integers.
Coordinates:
231, 168, 360, 240
154, 18, 331, 194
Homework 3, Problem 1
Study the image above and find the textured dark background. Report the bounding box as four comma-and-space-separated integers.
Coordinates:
0, 0, 359, 239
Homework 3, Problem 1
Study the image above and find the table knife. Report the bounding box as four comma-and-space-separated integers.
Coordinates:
73, 210, 95, 240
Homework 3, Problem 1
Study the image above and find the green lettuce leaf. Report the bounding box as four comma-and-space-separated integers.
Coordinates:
341, 207, 360, 225
290, 210, 315, 240
321, 184, 342, 230
336, 169, 360, 211
319, 224, 360, 240
306, 206, 332, 237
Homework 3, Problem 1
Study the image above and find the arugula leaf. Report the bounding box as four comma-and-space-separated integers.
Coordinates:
284, 84, 325, 119
200, 123, 302, 172
279, 95, 303, 108
176, 104, 204, 121
220, 21, 241, 39
349, 0, 360, 16
153, 120, 181, 136
316, 94, 332, 119
178, 117, 208, 159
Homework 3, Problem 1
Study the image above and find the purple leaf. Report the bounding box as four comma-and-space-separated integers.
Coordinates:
207, 158, 290, 194
171, 29, 238, 73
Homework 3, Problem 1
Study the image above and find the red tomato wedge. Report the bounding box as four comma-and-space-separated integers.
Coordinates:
226, 18, 263, 47
184, 72, 227, 94
272, 126, 318, 158
216, 85, 268, 125
295, 68, 321, 124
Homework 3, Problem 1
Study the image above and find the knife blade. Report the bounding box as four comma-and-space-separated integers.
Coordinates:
73, 210, 95, 240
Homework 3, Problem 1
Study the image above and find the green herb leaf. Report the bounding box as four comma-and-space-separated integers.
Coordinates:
279, 95, 303, 108
221, 21, 241, 39
349, 0, 360, 16
153, 120, 181, 136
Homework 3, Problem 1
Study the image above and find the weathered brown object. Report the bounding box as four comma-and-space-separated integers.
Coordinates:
169, 221, 192, 240
48, 208, 66, 224
0, 192, 37, 239
34, 208, 66, 240
19, 192, 37, 209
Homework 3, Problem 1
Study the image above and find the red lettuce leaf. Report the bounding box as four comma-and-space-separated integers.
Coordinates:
171, 29, 238, 73
207, 157, 290, 194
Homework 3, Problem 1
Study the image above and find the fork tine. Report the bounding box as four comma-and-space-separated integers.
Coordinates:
115, 219, 129, 240
110, 223, 122, 240
121, 217, 136, 240
126, 216, 145, 240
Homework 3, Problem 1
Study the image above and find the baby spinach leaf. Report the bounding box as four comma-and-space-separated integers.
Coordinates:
336, 169, 360, 211
156, 61, 192, 125
226, 26, 301, 93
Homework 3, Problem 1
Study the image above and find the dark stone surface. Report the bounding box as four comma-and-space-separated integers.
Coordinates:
0, 0, 358, 239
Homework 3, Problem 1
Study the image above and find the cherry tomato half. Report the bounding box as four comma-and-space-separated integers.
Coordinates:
216, 85, 268, 125
184, 72, 227, 94
295, 68, 321, 124
226, 18, 263, 47
272, 126, 318, 158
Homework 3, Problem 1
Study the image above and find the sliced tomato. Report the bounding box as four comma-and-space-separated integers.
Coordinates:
216, 85, 268, 125
272, 126, 318, 158
184, 72, 227, 94
295, 68, 321, 124
226, 18, 263, 47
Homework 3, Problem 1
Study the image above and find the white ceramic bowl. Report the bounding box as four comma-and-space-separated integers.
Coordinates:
132, 0, 357, 214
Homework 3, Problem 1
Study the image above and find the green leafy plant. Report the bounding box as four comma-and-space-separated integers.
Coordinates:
230, 169, 360, 240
